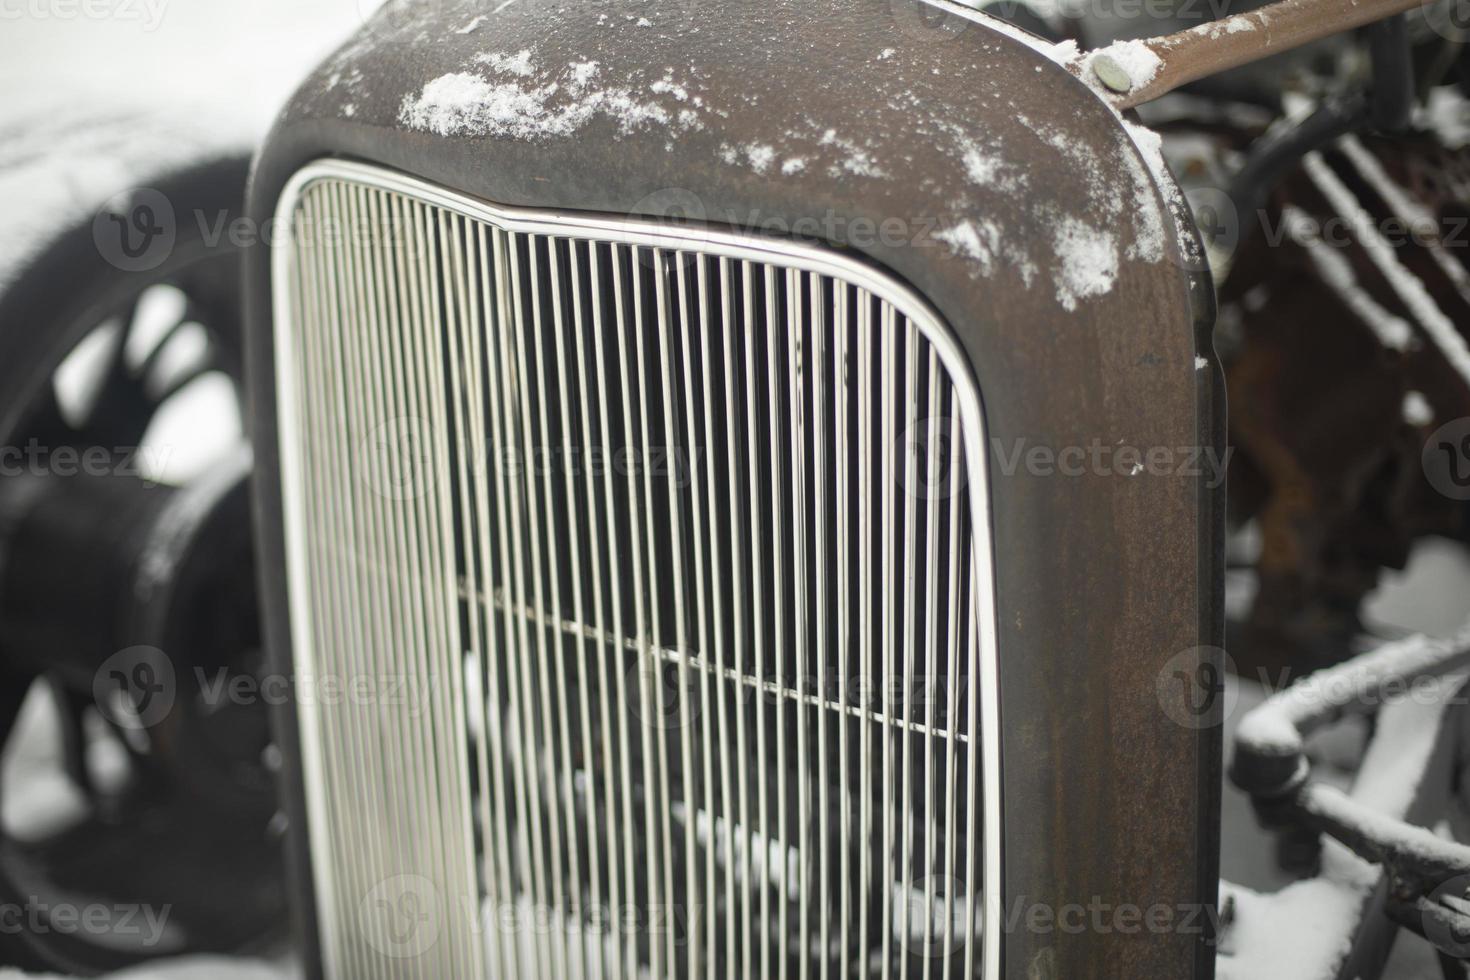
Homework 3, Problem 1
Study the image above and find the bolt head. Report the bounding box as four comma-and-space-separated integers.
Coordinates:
1091, 54, 1135, 94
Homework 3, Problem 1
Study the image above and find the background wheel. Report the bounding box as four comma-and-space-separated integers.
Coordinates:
0, 154, 282, 973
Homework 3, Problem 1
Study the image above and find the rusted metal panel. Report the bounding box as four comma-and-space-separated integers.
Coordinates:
243, 1, 1223, 977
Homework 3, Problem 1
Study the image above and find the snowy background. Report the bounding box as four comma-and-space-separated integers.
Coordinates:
3, 0, 1469, 977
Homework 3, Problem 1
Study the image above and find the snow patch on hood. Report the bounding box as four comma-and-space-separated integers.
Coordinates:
1051, 215, 1119, 311
935, 220, 1002, 276
476, 48, 535, 77
401, 52, 705, 141
948, 129, 1026, 194
922, 6, 1198, 303
1115, 119, 1173, 264
817, 128, 887, 179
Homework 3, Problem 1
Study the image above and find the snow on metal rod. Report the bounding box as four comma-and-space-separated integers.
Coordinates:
1234, 622, 1470, 764
1076, 0, 1431, 110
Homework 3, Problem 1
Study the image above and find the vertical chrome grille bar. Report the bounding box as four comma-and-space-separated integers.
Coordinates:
273, 162, 1002, 980
811, 271, 830, 980
921, 346, 943, 977
696, 256, 738, 980
879, 301, 896, 980
527, 234, 581, 980
963, 571, 982, 980
941, 410, 965, 971
568, 239, 615, 980
598, 242, 636, 980
718, 256, 747, 980
856, 288, 873, 980
482, 224, 522, 973
765, 262, 789, 980
675, 253, 714, 980
548, 237, 601, 980
744, 259, 772, 980
442, 208, 491, 977
470, 220, 521, 979
653, 246, 693, 980
503, 228, 555, 976
898, 317, 919, 980
631, 244, 677, 980
607, 242, 650, 980
833, 282, 852, 980
786, 267, 810, 980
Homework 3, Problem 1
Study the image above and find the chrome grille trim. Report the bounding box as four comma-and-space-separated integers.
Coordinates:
271, 159, 1002, 980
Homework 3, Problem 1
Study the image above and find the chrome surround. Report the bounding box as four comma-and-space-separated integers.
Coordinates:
269, 157, 1004, 980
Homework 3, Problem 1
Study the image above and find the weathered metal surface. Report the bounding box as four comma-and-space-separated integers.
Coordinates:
243, 1, 1222, 977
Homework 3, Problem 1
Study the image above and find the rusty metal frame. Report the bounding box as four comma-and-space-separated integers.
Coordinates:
1229, 630, 1470, 975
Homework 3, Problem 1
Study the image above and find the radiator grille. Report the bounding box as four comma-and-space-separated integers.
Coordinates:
273, 162, 1000, 980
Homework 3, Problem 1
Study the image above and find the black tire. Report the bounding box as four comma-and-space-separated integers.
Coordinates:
0, 153, 278, 975
0, 154, 250, 448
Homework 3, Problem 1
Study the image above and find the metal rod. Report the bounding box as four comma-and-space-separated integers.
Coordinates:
1089, 0, 1430, 109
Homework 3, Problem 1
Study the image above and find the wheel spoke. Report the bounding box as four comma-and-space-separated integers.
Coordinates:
45, 676, 96, 803
151, 354, 219, 408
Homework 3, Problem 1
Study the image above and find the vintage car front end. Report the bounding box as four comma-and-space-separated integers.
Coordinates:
243, 1, 1223, 977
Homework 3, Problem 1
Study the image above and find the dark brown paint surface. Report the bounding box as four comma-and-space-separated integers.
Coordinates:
244, 2, 1223, 976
